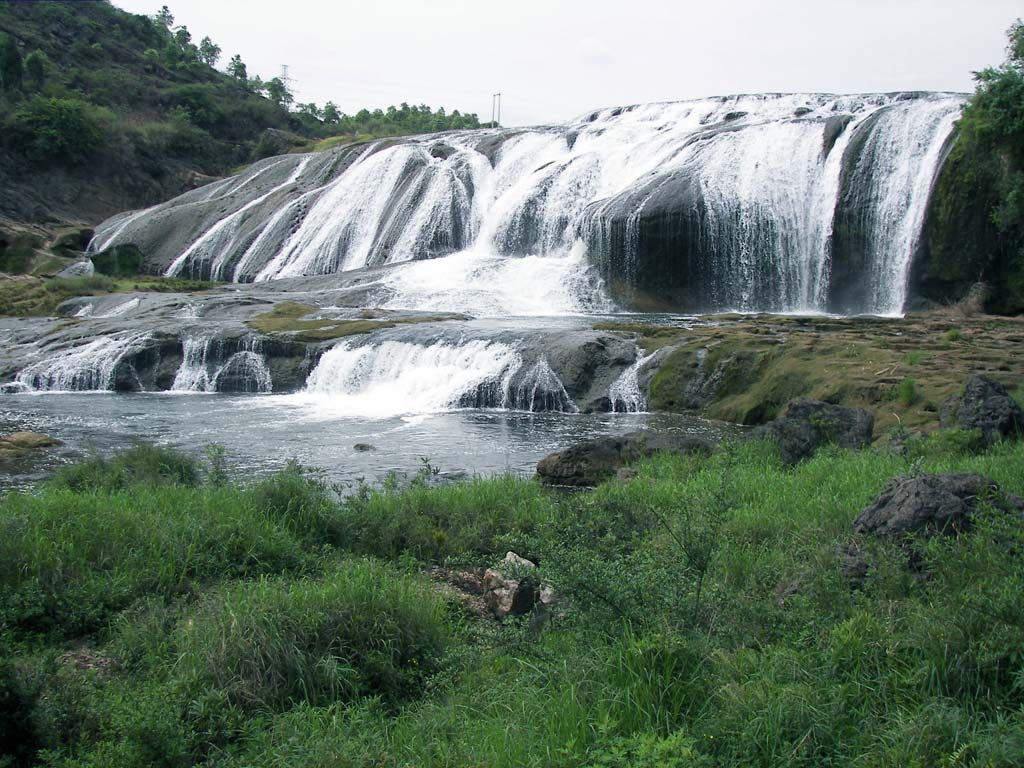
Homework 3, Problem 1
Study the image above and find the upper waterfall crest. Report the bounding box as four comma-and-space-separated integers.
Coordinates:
90, 92, 965, 316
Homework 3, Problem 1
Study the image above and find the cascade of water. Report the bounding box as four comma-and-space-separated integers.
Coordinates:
171, 336, 215, 391
301, 338, 578, 417
166, 156, 312, 279
16, 332, 151, 391
92, 93, 965, 316
171, 337, 273, 393
839, 100, 962, 315
609, 350, 657, 413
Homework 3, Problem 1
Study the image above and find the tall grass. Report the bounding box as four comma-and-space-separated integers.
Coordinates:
4, 438, 1024, 767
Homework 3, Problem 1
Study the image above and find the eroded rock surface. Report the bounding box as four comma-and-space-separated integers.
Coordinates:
754, 399, 874, 464
537, 430, 716, 486
940, 375, 1024, 446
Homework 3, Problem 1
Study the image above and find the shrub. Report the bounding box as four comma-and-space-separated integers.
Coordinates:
52, 443, 201, 492
174, 560, 451, 710
8, 97, 106, 165
896, 376, 919, 406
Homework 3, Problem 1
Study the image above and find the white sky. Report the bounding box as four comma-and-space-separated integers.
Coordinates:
114, 0, 1020, 126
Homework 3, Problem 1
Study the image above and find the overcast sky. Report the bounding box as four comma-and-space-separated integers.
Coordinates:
114, 0, 1020, 126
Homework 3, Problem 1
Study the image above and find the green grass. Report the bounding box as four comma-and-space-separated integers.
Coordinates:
0, 275, 216, 317
3, 438, 1024, 767
245, 301, 459, 342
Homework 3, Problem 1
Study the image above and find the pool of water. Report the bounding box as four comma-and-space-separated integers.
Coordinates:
0, 392, 725, 492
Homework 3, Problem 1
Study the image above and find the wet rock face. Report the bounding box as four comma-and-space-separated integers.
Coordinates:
536, 430, 716, 487
753, 399, 874, 465
940, 375, 1024, 446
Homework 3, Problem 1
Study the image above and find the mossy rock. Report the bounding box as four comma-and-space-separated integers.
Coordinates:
92, 244, 145, 277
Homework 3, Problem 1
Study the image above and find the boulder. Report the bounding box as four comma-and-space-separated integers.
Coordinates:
939, 375, 1023, 446
0, 431, 63, 450
483, 552, 540, 619
429, 143, 457, 160
754, 399, 874, 464
56, 259, 95, 278
852, 473, 1024, 539
536, 430, 715, 487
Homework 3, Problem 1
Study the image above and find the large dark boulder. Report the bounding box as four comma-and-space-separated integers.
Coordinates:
940, 375, 1024, 446
536, 430, 715, 487
852, 473, 1024, 539
754, 399, 874, 464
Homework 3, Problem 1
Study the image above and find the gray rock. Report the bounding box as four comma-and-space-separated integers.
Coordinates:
483, 552, 540, 619
56, 260, 95, 278
754, 399, 874, 464
940, 375, 1023, 446
852, 473, 1024, 539
537, 430, 716, 487
353, 443, 376, 452
429, 143, 457, 160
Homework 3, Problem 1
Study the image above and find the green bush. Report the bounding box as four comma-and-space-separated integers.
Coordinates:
174, 560, 451, 710
52, 443, 201, 492
896, 376, 919, 406
8, 96, 107, 164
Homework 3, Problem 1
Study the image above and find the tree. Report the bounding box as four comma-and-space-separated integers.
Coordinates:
322, 101, 340, 124
265, 77, 293, 110
0, 33, 23, 92
298, 102, 321, 120
24, 50, 47, 91
960, 18, 1024, 231
227, 54, 247, 81
198, 36, 221, 67
153, 5, 174, 32
11, 97, 103, 165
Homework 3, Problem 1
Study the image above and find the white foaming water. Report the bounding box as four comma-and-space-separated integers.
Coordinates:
609, 351, 657, 413
171, 337, 273, 393
380, 243, 614, 317
16, 332, 151, 391
93, 93, 965, 316
166, 156, 311, 279
844, 100, 963, 315
301, 339, 524, 418
97, 297, 140, 318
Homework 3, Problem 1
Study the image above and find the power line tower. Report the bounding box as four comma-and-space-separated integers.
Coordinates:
491, 92, 502, 127
280, 64, 293, 110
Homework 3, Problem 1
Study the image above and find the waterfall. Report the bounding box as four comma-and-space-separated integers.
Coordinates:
92, 92, 965, 316
171, 336, 273, 393
302, 338, 578, 417
16, 332, 151, 391
609, 351, 656, 413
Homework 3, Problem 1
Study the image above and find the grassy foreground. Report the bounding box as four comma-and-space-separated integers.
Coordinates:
2, 437, 1023, 767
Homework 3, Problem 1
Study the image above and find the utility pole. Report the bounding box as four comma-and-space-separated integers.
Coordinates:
491, 92, 502, 127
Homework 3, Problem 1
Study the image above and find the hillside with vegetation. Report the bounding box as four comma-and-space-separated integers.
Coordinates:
0, 1, 481, 230
920, 20, 1024, 314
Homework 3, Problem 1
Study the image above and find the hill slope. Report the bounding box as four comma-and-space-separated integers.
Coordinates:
0, 1, 297, 226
